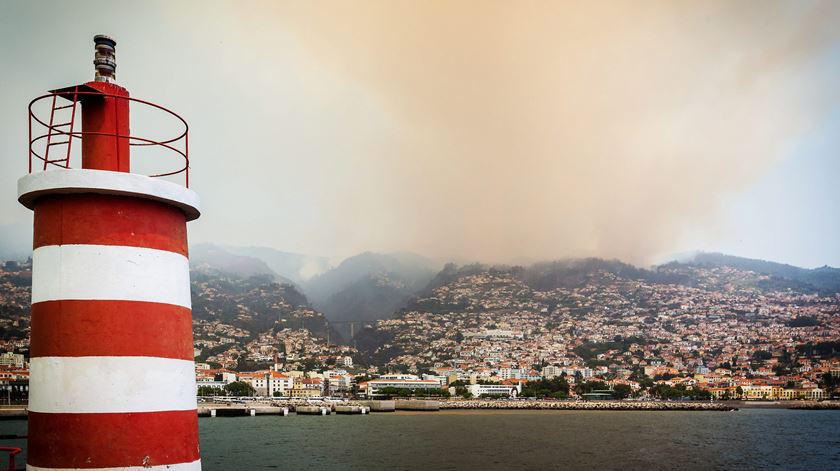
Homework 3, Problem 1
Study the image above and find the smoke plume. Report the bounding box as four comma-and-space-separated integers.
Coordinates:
214, 0, 839, 265
2, 1, 838, 265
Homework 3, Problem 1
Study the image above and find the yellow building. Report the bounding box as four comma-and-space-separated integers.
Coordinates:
742, 385, 773, 400
289, 377, 324, 398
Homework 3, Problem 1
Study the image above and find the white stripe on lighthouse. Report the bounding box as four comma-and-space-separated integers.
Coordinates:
29, 357, 198, 414
32, 244, 191, 309
26, 461, 202, 471
18, 168, 201, 220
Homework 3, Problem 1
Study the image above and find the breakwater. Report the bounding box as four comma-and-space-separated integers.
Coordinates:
16, 399, 822, 419
198, 399, 738, 415
786, 400, 840, 410
439, 400, 737, 411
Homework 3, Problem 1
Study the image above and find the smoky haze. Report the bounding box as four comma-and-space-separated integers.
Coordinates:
1, 1, 839, 266
231, 1, 840, 265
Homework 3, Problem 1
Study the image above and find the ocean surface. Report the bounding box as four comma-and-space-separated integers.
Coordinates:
1, 409, 838, 470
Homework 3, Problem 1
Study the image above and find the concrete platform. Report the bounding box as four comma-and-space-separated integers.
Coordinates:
296, 405, 330, 415
335, 405, 369, 414
395, 400, 440, 411
360, 400, 396, 412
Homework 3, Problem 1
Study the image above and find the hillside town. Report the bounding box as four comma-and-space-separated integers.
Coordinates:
0, 259, 838, 402
355, 265, 839, 400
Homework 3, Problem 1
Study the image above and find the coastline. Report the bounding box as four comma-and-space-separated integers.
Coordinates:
439, 400, 736, 411
196, 399, 840, 414
1, 400, 836, 421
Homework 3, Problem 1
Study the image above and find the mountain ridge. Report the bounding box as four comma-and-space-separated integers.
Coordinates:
300, 251, 442, 339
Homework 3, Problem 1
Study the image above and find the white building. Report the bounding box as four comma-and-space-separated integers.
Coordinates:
379, 373, 421, 380
421, 374, 448, 386
361, 379, 443, 398
563, 367, 593, 379
542, 365, 562, 379
497, 368, 524, 380
468, 384, 521, 398
196, 377, 226, 390
0, 352, 24, 368
464, 330, 523, 340
326, 375, 354, 396
240, 371, 294, 396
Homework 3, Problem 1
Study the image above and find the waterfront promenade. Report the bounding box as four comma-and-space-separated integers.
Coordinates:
199, 398, 742, 414
3, 399, 839, 420
196, 399, 840, 414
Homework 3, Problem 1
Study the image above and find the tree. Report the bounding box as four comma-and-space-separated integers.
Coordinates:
392, 364, 410, 374
454, 386, 473, 399
736, 386, 744, 399
648, 384, 711, 400
693, 388, 712, 400
197, 386, 218, 397
521, 377, 570, 398
820, 372, 836, 390
788, 316, 819, 328
752, 350, 773, 361
301, 358, 320, 372
224, 381, 255, 397
354, 375, 376, 384
376, 387, 449, 398
575, 381, 608, 395
612, 384, 632, 399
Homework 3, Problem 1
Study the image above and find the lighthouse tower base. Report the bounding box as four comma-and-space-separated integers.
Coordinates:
19, 169, 201, 470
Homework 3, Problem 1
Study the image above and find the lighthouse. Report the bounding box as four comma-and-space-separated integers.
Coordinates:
19, 36, 201, 469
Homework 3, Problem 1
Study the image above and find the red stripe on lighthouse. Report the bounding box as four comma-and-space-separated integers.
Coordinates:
28, 410, 200, 468
31, 300, 194, 360
34, 193, 188, 256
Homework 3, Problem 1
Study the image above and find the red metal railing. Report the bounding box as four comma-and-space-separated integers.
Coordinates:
0, 447, 21, 471
28, 90, 190, 187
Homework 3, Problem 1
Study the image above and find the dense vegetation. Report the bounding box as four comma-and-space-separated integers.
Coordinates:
374, 387, 450, 398
521, 378, 571, 398
573, 337, 648, 361
788, 316, 820, 328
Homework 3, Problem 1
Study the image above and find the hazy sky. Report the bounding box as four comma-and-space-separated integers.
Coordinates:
1, 1, 839, 268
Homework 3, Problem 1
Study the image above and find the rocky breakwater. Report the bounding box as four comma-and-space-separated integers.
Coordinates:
787, 401, 840, 410
440, 400, 737, 411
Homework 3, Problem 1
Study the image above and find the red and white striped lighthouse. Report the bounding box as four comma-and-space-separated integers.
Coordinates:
19, 36, 201, 470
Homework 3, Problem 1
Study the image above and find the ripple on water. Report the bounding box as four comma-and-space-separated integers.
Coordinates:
0, 409, 836, 470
